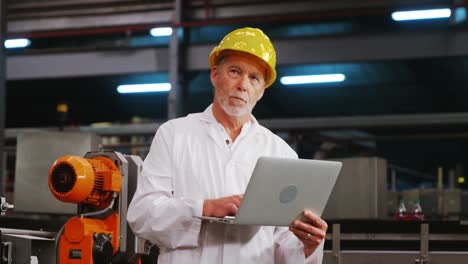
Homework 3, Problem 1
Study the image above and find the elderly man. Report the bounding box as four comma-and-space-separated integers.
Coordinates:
127, 27, 328, 263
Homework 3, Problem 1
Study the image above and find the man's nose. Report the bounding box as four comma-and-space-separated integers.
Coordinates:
237, 75, 249, 92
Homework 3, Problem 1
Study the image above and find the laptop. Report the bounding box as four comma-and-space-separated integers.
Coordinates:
194, 156, 342, 226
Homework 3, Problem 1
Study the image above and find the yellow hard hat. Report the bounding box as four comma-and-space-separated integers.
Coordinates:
209, 27, 277, 88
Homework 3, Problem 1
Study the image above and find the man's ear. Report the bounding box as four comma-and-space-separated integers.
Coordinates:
257, 88, 265, 101
210, 65, 218, 86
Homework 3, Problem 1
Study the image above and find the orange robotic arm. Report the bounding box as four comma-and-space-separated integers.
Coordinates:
49, 155, 123, 264
49, 155, 122, 208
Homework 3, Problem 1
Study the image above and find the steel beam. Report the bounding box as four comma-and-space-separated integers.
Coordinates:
274, 29, 468, 65
260, 112, 468, 131
168, 0, 185, 119
7, 48, 169, 80
189, 0, 451, 22
5, 112, 468, 138
7, 0, 451, 33
8, 9, 173, 33
7, 28, 468, 80
0, 0, 6, 195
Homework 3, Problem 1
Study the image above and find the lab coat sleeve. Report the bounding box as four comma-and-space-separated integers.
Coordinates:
274, 226, 324, 264
305, 240, 324, 264
127, 122, 203, 249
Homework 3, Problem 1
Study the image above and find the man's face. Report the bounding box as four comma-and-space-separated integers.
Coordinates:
211, 53, 267, 118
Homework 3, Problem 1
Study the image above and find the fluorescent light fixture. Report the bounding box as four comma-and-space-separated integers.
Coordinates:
280, 74, 346, 85
150, 27, 173, 37
117, 83, 171, 94
391, 8, 451, 21
4, 38, 31, 49
453, 7, 467, 24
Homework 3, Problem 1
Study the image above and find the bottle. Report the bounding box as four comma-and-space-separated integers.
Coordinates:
410, 199, 425, 221
393, 199, 407, 221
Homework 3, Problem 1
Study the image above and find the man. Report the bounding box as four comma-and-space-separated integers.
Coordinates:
127, 27, 328, 263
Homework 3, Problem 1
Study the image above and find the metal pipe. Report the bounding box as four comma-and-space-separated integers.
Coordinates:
0, 228, 56, 238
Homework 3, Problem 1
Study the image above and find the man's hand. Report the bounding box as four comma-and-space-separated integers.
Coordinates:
289, 209, 328, 258
203, 195, 243, 217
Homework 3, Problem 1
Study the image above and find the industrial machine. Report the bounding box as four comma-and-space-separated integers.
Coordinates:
0, 197, 14, 215
48, 151, 149, 264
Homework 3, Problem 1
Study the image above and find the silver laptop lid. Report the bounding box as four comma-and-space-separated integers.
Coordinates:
234, 157, 342, 226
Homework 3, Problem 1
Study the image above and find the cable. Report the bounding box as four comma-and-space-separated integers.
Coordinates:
80, 192, 118, 219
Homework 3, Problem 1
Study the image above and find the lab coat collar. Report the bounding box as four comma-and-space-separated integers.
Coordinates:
200, 104, 260, 154
199, 104, 258, 126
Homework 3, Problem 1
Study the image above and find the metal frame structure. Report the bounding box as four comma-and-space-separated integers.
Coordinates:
323, 223, 468, 264
5, 111, 468, 138
5, 0, 468, 81
6, 0, 455, 33
2, 0, 468, 194
6, 29, 468, 81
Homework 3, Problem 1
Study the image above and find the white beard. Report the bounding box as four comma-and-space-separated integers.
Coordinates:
217, 96, 255, 118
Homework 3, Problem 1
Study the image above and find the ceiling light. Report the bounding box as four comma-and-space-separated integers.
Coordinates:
117, 83, 171, 94
4, 38, 31, 49
391, 8, 451, 21
149, 27, 173, 37
280, 74, 346, 85
452, 7, 467, 24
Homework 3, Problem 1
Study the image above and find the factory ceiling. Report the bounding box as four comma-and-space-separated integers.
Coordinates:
4, 0, 467, 126
3, 0, 468, 187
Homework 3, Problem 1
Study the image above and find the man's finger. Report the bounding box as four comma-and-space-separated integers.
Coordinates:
228, 203, 239, 215
291, 223, 326, 240
233, 200, 241, 207
233, 194, 243, 202
304, 210, 328, 229
289, 226, 326, 244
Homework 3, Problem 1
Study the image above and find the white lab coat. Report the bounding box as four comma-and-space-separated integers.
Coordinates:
127, 105, 324, 264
